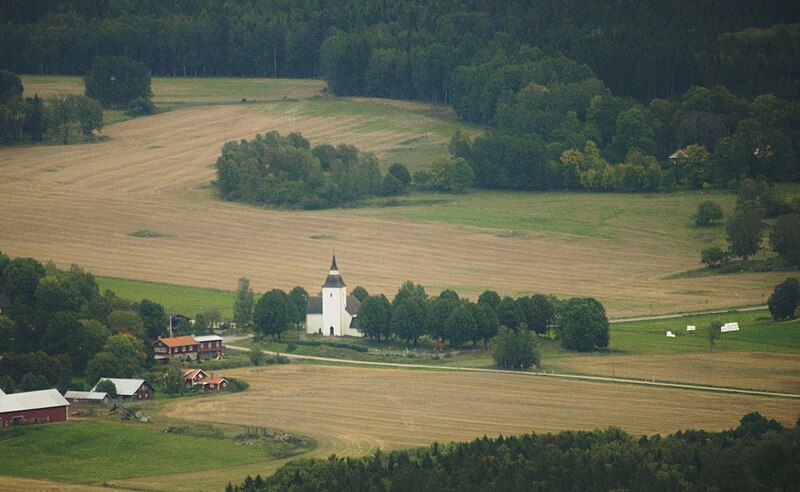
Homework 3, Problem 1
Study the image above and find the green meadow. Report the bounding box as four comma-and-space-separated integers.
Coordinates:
0, 419, 312, 483
97, 277, 235, 318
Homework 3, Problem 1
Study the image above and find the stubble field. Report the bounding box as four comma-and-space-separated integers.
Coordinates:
112, 363, 799, 491
0, 78, 789, 316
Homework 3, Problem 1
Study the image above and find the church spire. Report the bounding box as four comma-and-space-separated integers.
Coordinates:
323, 255, 346, 288
330, 254, 339, 273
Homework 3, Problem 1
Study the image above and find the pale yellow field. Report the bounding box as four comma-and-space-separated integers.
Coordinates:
111, 364, 798, 491
0, 98, 788, 315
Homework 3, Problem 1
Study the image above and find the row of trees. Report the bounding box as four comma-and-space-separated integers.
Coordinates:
215, 131, 472, 209
356, 283, 609, 354
229, 413, 798, 492
0, 69, 103, 145
1, 0, 796, 102
0, 251, 172, 393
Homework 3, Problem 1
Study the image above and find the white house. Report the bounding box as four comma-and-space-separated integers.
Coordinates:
306, 256, 361, 337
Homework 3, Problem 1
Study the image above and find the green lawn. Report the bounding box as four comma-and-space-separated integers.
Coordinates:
0, 419, 312, 483
609, 309, 800, 355
97, 276, 235, 318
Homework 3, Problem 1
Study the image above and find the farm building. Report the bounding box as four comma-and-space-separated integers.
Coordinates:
182, 369, 228, 391
306, 255, 362, 337
63, 391, 111, 405
195, 335, 225, 360
91, 378, 154, 401
154, 335, 225, 363
183, 368, 208, 388
168, 314, 192, 336
0, 293, 11, 315
0, 389, 70, 428
154, 335, 200, 362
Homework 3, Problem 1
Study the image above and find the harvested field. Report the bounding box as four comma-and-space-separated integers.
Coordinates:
0, 79, 791, 316
0, 477, 112, 492
544, 352, 800, 394
127, 364, 800, 491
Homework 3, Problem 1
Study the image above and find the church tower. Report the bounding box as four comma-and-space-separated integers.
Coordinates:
321, 255, 347, 336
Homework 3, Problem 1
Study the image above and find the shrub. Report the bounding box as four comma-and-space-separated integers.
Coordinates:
226, 377, 249, 392
694, 200, 723, 226
125, 97, 155, 116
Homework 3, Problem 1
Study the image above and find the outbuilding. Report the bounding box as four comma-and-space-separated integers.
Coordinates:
91, 378, 155, 401
63, 391, 111, 405
0, 389, 70, 428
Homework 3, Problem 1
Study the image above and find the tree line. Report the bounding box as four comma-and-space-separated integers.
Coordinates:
0, 251, 217, 394
215, 131, 472, 209
1, 0, 796, 103
227, 412, 799, 492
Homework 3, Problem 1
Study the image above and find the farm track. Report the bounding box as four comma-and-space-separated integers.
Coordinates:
0, 104, 787, 316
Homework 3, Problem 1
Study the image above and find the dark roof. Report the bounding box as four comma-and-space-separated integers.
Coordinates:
345, 295, 361, 316
307, 296, 322, 314
323, 273, 346, 288
330, 254, 339, 271
0, 293, 11, 309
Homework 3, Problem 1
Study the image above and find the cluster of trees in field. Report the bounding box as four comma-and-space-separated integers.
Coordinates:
215, 131, 472, 209
357, 283, 609, 359
232, 277, 309, 341
0, 69, 102, 144
0, 251, 215, 394
228, 412, 799, 492
698, 180, 800, 268
1, 0, 796, 102
768, 277, 800, 321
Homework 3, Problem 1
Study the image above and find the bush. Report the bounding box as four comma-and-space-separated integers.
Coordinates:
286, 342, 297, 352
492, 327, 539, 369
694, 200, 723, 226
125, 97, 155, 116
701, 247, 730, 268
226, 377, 249, 392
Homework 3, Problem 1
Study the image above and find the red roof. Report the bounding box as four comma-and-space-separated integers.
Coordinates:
183, 369, 206, 380
158, 336, 198, 348
202, 377, 227, 385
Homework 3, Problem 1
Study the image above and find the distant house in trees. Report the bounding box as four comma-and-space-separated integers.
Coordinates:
91, 378, 154, 401
168, 314, 192, 336
153, 335, 224, 363
668, 148, 689, 165
0, 389, 70, 428
306, 256, 361, 337
0, 293, 11, 315
198, 377, 228, 391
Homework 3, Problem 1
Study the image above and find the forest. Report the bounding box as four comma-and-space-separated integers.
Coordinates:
227, 412, 799, 492
2, 0, 798, 188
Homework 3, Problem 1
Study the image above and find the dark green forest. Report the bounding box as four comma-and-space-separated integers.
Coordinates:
228, 412, 799, 492
2, 1, 799, 185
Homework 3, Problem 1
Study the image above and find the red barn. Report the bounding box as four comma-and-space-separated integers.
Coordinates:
0, 389, 70, 428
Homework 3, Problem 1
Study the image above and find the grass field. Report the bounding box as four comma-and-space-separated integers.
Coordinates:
0, 418, 312, 484
97, 276, 235, 318
2, 75, 794, 317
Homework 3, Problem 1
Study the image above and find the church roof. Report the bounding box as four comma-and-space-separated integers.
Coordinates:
345, 295, 361, 316
322, 255, 346, 288
307, 296, 322, 314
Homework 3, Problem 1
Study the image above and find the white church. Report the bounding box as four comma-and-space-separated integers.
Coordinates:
306, 256, 362, 337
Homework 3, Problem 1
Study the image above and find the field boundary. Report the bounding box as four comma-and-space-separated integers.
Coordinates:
224, 342, 800, 400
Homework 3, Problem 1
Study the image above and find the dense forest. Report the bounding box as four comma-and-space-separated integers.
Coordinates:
228, 412, 799, 491
2, 1, 799, 186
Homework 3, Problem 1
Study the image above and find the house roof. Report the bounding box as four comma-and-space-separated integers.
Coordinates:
183, 369, 207, 380
91, 378, 150, 397
194, 335, 223, 343
669, 148, 689, 160
158, 336, 199, 347
0, 293, 11, 309
0, 389, 69, 413
307, 296, 322, 314
64, 391, 109, 401
201, 377, 227, 385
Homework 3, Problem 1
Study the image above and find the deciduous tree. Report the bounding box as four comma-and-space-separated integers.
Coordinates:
768, 278, 799, 321
253, 289, 292, 340
557, 297, 609, 351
